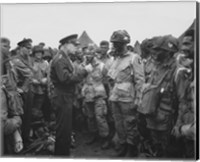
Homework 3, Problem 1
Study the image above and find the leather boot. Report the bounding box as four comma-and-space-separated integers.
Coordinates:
101, 137, 110, 150
85, 133, 98, 145
125, 144, 138, 158
115, 143, 128, 157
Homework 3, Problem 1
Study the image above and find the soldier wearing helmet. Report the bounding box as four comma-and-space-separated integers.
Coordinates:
110, 30, 131, 57
107, 30, 145, 157
138, 35, 190, 158
30, 45, 49, 124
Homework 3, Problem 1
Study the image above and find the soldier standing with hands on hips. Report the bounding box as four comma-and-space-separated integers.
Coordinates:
50, 34, 87, 156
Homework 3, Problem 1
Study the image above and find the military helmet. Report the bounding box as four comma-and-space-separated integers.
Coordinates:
152, 35, 179, 53
32, 45, 44, 55
110, 30, 130, 44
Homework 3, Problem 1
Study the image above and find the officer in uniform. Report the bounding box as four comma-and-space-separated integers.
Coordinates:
139, 35, 187, 158
11, 38, 34, 147
107, 30, 145, 157
50, 34, 87, 156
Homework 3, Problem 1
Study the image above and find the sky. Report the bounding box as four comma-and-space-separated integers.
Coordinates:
1, 1, 196, 49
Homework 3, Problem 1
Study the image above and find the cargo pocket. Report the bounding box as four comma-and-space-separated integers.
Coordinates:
154, 109, 169, 123
139, 85, 160, 116
115, 83, 132, 99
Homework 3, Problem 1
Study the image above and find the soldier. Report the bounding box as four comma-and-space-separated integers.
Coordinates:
30, 45, 49, 126
82, 51, 110, 149
140, 37, 159, 83
98, 41, 115, 145
50, 34, 87, 156
1, 37, 24, 154
172, 29, 195, 158
98, 40, 113, 68
11, 38, 34, 147
138, 37, 158, 155
107, 30, 145, 157
138, 35, 188, 158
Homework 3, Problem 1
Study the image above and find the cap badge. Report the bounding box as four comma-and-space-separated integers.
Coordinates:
168, 42, 173, 48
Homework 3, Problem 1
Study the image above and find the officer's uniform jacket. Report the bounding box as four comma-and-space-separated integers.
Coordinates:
50, 50, 85, 95
107, 51, 145, 104
12, 55, 33, 93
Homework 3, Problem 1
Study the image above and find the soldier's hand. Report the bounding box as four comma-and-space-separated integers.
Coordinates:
14, 141, 23, 153
171, 127, 181, 138
17, 88, 23, 94
13, 130, 23, 153
41, 78, 47, 85
85, 64, 93, 73
181, 123, 195, 140
32, 79, 40, 85
103, 105, 107, 115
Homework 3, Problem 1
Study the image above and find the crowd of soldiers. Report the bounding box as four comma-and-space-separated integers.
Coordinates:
1, 29, 196, 159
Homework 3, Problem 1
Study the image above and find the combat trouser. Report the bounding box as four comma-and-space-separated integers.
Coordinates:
85, 98, 109, 138
31, 93, 45, 122
111, 101, 140, 145
149, 129, 171, 158
3, 117, 22, 136
183, 138, 195, 158
84, 101, 98, 134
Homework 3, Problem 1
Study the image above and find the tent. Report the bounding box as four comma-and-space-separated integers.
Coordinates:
178, 19, 196, 44
133, 40, 142, 55
78, 31, 97, 48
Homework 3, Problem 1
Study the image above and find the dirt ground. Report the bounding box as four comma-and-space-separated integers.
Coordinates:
70, 131, 117, 159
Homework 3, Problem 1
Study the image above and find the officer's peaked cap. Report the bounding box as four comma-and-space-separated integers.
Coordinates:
17, 38, 32, 47
59, 34, 78, 45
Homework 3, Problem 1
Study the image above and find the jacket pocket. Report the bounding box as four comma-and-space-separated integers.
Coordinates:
139, 85, 160, 116
115, 82, 133, 98
116, 66, 132, 83
154, 109, 170, 123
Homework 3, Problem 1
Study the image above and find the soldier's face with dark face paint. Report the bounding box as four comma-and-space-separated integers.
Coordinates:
181, 36, 194, 59
112, 42, 125, 53
152, 48, 168, 63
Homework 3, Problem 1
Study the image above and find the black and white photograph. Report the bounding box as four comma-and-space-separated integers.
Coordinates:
0, 0, 198, 160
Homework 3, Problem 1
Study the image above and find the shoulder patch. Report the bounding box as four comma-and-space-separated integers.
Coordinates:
175, 67, 191, 82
